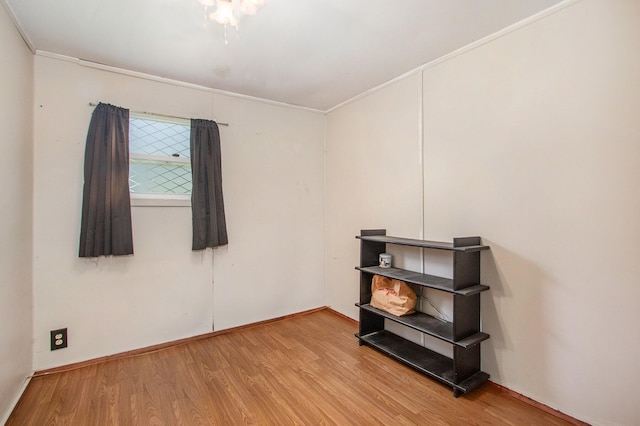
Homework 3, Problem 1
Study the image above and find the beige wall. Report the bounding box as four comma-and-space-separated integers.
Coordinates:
327, 1, 640, 424
423, 1, 640, 424
32, 55, 326, 370
0, 3, 34, 422
325, 73, 424, 317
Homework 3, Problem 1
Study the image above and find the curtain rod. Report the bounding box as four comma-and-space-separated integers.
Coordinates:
88, 103, 229, 126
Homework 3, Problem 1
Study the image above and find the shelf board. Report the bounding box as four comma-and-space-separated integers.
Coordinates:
356, 235, 489, 252
358, 304, 489, 348
361, 330, 455, 385
457, 371, 491, 395
358, 330, 489, 394
356, 266, 490, 295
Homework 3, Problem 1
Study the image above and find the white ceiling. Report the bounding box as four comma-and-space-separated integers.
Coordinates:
6, 0, 564, 111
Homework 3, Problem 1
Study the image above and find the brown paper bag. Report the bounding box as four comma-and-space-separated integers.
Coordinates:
370, 275, 416, 316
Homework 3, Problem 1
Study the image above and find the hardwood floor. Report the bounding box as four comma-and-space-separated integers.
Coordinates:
8, 309, 576, 425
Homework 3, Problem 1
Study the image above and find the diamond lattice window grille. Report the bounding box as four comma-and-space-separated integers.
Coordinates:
129, 115, 192, 195
129, 160, 192, 195
130, 117, 190, 158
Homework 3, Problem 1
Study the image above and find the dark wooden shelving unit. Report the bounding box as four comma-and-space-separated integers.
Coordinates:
355, 229, 491, 397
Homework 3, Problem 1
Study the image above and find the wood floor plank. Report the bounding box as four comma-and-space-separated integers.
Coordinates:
7, 309, 578, 425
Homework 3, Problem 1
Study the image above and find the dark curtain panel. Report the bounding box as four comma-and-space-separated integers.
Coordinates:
190, 119, 228, 250
79, 103, 134, 257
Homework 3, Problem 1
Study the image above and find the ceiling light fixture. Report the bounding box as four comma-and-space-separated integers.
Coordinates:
198, 0, 266, 44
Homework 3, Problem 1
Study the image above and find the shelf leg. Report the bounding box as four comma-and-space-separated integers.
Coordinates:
453, 389, 463, 398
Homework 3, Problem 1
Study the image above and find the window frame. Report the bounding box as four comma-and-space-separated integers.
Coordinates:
128, 111, 192, 207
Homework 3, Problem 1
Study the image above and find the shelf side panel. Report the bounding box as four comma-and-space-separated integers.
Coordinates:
453, 251, 480, 290
359, 270, 373, 306
453, 236, 482, 249
359, 307, 385, 337
452, 294, 481, 341
359, 230, 387, 340
360, 230, 386, 267
360, 229, 388, 238
454, 344, 481, 383
359, 230, 386, 307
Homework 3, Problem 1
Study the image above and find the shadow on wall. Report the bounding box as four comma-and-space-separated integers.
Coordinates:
481, 240, 551, 395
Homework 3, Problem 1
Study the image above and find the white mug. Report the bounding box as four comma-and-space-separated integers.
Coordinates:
379, 253, 392, 268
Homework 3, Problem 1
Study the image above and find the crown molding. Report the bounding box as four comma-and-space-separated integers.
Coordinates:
34, 50, 325, 115
326, 0, 583, 114
1, 0, 35, 53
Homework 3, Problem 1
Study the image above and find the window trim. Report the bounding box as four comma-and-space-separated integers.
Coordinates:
130, 153, 190, 164
130, 192, 191, 207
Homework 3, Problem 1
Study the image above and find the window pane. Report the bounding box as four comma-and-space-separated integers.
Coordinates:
129, 115, 192, 195
129, 159, 192, 195
129, 117, 190, 158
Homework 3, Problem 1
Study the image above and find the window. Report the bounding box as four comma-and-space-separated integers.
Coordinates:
128, 112, 191, 205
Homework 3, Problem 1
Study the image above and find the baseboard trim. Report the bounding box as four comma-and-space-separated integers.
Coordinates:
1, 374, 32, 425
486, 381, 589, 426
325, 307, 358, 325
33, 306, 328, 378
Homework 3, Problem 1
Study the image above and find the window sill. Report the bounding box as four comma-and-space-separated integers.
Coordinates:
130, 193, 191, 207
